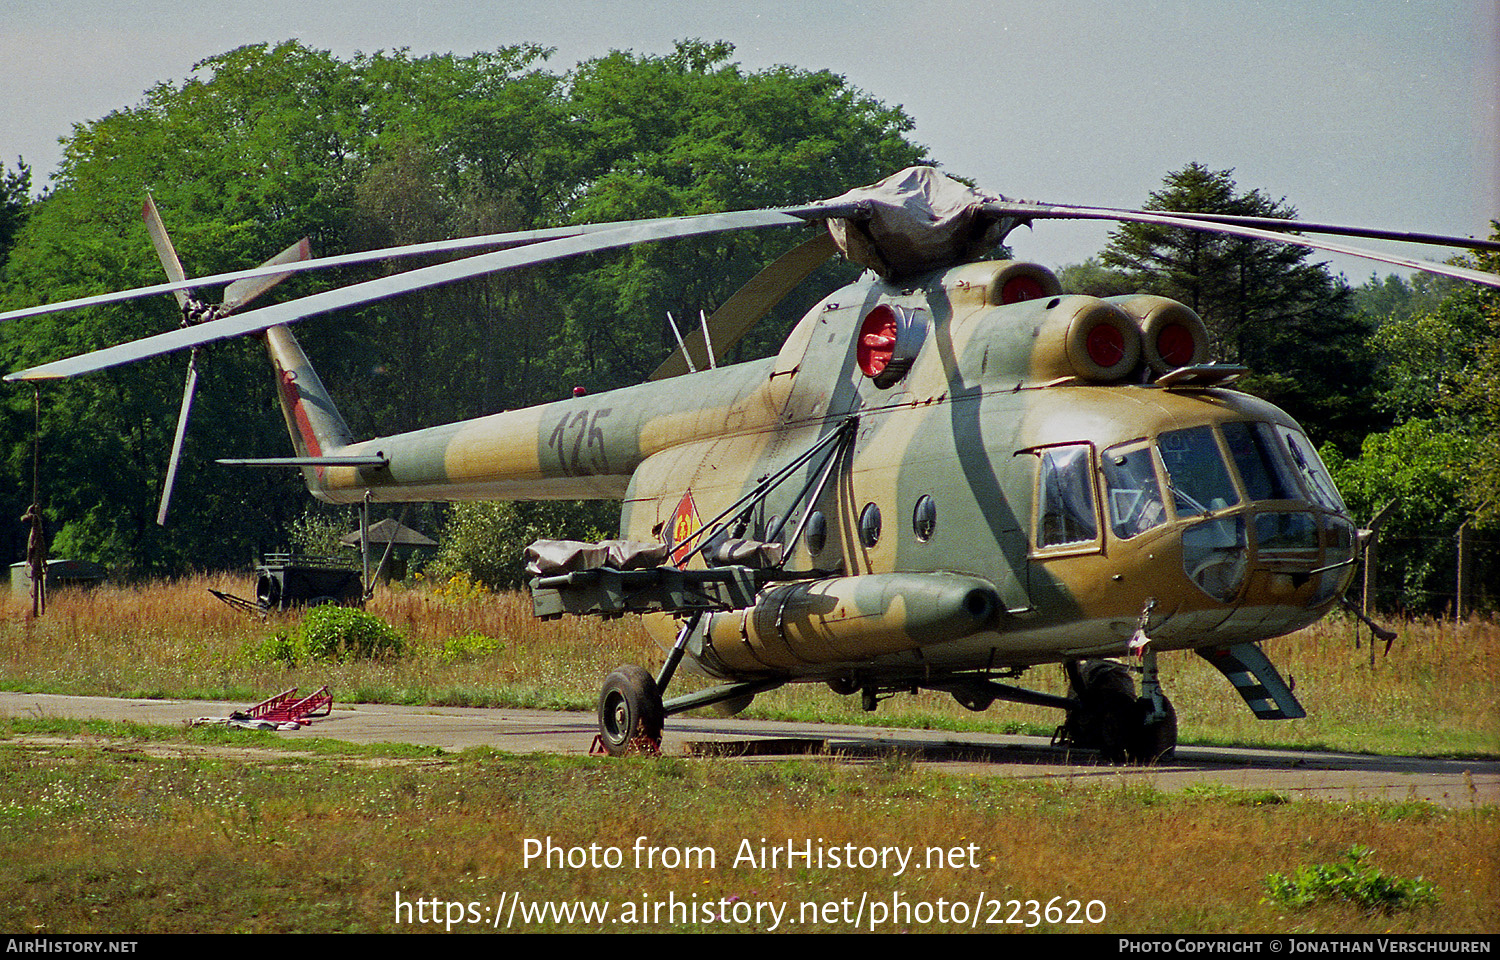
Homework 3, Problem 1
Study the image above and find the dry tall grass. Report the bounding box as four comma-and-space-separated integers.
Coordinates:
2, 576, 1495, 756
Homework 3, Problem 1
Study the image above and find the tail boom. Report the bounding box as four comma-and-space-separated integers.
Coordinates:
264, 325, 784, 505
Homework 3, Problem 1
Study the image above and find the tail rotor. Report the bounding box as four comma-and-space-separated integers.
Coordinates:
141, 195, 311, 525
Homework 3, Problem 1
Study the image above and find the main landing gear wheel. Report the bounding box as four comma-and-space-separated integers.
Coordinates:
597, 665, 664, 757
1058, 659, 1176, 765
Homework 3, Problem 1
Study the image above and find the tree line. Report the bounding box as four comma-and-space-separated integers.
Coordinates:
1, 40, 1494, 612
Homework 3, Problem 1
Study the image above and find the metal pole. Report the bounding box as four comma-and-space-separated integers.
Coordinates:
29, 387, 45, 618
656, 610, 704, 694
360, 493, 371, 590
1456, 500, 1492, 624
1360, 499, 1398, 656
1456, 518, 1471, 624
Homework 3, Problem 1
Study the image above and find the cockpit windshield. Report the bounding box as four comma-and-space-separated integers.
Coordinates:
1157, 425, 1240, 517
1221, 422, 1299, 501
1088, 419, 1354, 607
1099, 420, 1349, 533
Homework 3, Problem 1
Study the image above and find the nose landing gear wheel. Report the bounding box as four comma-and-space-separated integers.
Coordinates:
597, 665, 664, 756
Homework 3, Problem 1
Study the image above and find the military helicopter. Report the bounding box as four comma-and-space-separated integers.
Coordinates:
6, 167, 1498, 761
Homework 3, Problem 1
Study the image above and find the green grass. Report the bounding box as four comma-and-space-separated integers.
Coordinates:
0, 726, 1492, 934
4, 580, 1494, 935
0, 716, 449, 759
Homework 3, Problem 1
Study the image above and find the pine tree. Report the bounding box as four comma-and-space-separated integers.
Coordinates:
1101, 163, 1374, 451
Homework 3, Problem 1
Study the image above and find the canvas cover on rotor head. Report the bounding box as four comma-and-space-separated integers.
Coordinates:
820, 166, 1022, 279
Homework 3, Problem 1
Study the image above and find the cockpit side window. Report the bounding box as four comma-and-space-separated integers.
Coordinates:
1275, 426, 1346, 512
1157, 425, 1241, 518
1036, 445, 1099, 548
1101, 441, 1167, 539
1222, 421, 1299, 501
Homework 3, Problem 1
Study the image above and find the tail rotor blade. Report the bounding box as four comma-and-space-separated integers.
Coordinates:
156, 352, 199, 526
222, 237, 313, 313
142, 195, 191, 309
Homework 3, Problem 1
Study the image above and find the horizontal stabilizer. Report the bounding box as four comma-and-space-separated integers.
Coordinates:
217, 456, 388, 468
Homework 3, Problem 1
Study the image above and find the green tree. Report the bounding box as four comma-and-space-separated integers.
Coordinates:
1367, 295, 1491, 424
0, 159, 31, 272
1353, 271, 1455, 328
426, 500, 616, 589
1056, 257, 1135, 298
1439, 227, 1500, 531
549, 40, 928, 388
1100, 163, 1373, 451
1330, 225, 1500, 612
0, 42, 384, 575
1323, 420, 1474, 611
0, 39, 930, 575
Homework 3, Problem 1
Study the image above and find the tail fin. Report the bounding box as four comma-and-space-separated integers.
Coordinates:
265, 325, 355, 492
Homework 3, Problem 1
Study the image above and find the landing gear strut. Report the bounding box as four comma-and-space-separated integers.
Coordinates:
1133, 646, 1177, 763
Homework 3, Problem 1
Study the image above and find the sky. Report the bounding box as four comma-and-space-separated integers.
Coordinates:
2, 0, 1496, 279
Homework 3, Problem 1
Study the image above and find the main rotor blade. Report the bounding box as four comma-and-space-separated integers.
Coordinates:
6, 208, 812, 382
221, 237, 313, 312
142, 195, 190, 309
987, 201, 1500, 289
1081, 207, 1500, 254
0, 215, 708, 326
650, 232, 839, 380
156, 351, 199, 526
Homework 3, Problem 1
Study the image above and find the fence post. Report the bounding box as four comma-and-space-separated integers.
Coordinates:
1360, 500, 1398, 655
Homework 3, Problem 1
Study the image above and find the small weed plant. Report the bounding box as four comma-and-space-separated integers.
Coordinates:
421, 570, 491, 603
1265, 845, 1439, 915
440, 632, 505, 663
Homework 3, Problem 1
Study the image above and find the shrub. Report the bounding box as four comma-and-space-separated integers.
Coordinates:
287, 508, 354, 556
426, 501, 616, 589
296, 606, 406, 662
249, 632, 303, 666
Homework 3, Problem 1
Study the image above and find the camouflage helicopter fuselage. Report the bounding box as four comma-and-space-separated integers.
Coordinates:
270, 255, 1357, 688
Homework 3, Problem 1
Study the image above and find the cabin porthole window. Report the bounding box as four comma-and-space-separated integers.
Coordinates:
1037, 444, 1099, 548
859, 502, 882, 548
912, 495, 937, 542
805, 510, 827, 554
